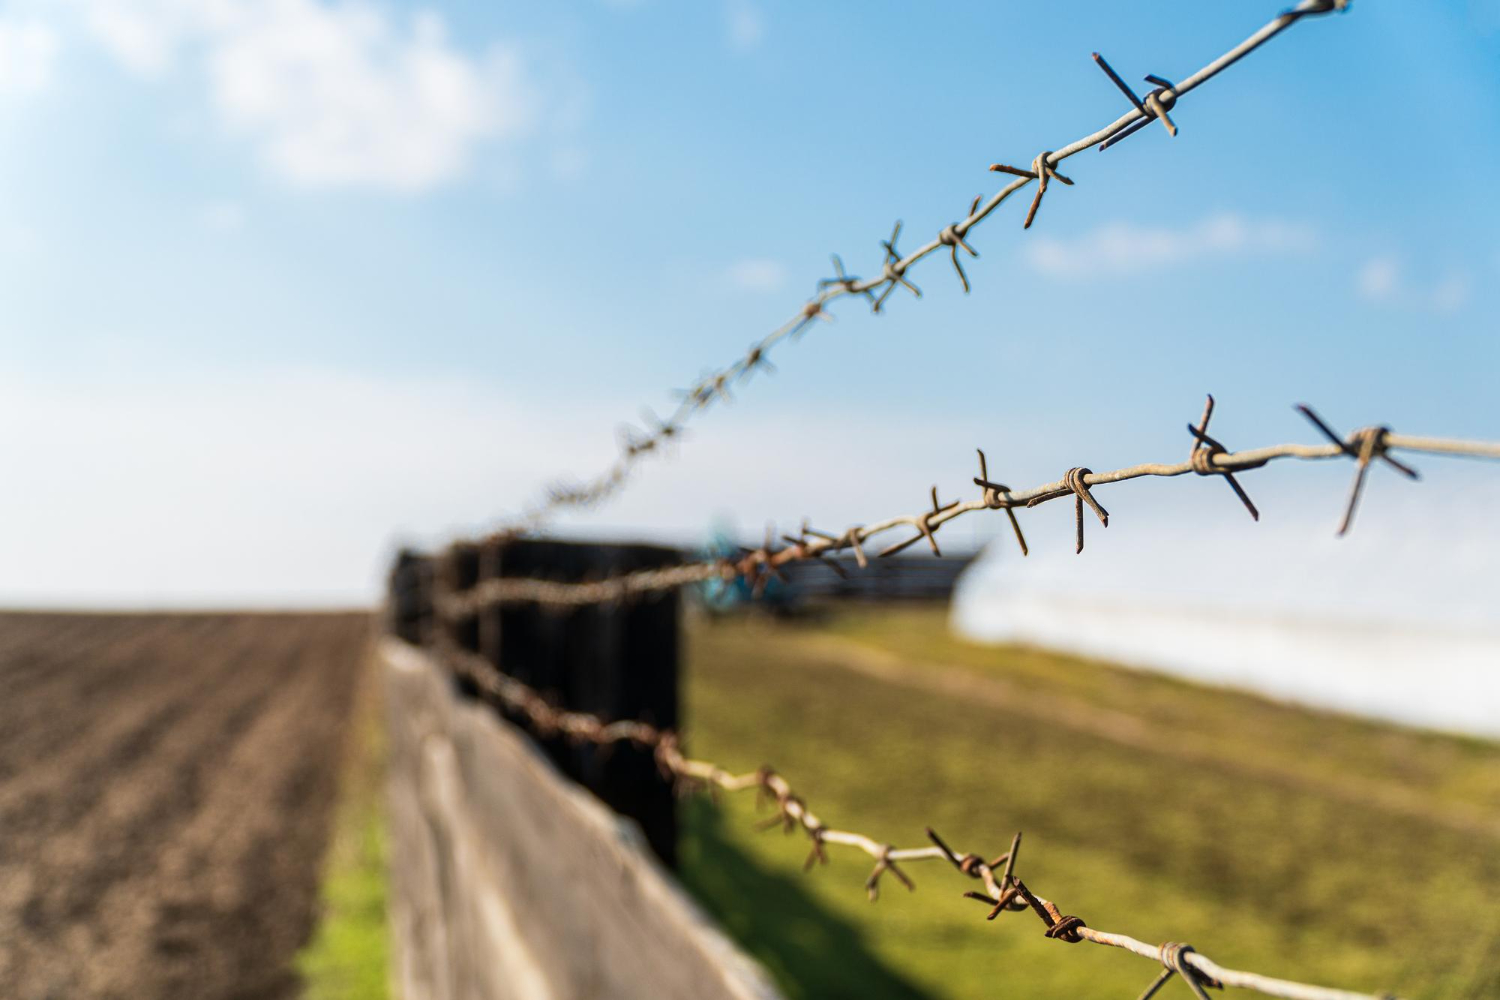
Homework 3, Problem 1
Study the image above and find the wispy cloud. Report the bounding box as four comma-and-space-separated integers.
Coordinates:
71, 0, 547, 193
725, 257, 786, 292
1430, 273, 1471, 314
199, 200, 244, 233
1356, 255, 1470, 315
1356, 255, 1399, 300
82, 0, 188, 76
0, 17, 59, 97
725, 0, 764, 50
1025, 213, 1316, 279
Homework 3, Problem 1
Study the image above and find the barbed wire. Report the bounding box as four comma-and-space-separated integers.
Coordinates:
434, 398, 1500, 617
432, 638, 1402, 1000
481, 0, 1354, 544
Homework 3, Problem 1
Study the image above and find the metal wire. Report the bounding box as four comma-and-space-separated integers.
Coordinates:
481, 0, 1354, 544
435, 399, 1500, 617
433, 638, 1403, 1000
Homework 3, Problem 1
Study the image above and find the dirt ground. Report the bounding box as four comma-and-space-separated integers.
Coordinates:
0, 611, 372, 1000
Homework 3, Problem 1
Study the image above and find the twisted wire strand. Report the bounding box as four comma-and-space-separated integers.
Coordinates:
482, 0, 1353, 544
432, 638, 1402, 1000
435, 401, 1500, 617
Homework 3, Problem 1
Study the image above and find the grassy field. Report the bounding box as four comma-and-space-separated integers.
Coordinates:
297, 655, 392, 1000
678, 605, 1500, 1000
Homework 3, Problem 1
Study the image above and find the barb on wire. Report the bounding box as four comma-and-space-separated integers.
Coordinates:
1295, 404, 1419, 536
436, 398, 1500, 618
989, 154, 1074, 230
1093, 52, 1180, 150
1188, 394, 1262, 521
873, 221, 922, 313
974, 449, 1029, 556
939, 196, 983, 293
783, 519, 849, 580
817, 253, 876, 306
742, 523, 788, 598
430, 639, 1404, 1000
878, 486, 960, 558
477, 0, 1353, 544
1025, 466, 1108, 554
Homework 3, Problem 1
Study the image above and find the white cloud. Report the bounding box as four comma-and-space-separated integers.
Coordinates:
81, 0, 196, 76
725, 0, 764, 50
1429, 273, 1472, 314
213, 6, 533, 190
0, 17, 59, 97
1356, 255, 1399, 301
200, 199, 245, 232
725, 257, 786, 292
73, 0, 544, 192
1355, 255, 1471, 314
1025, 212, 1317, 279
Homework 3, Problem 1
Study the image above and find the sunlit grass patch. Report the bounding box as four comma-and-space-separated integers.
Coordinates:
680, 607, 1500, 1000
297, 660, 392, 1000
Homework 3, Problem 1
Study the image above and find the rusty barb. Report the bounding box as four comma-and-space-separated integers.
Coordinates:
1295, 404, 1420, 536
432, 639, 1404, 1000
973, 449, 1029, 556
873, 220, 922, 313
1025, 466, 1108, 554
434, 397, 1500, 618
1092, 51, 1179, 151
1189, 394, 1263, 521
988, 154, 1073, 230
479, 0, 1354, 544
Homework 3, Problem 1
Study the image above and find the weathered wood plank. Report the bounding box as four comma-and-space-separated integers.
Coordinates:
383, 639, 781, 1000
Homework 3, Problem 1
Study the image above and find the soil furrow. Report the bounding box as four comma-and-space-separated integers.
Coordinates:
0, 611, 369, 1000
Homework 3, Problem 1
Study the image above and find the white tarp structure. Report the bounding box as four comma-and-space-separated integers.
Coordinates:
951, 464, 1500, 737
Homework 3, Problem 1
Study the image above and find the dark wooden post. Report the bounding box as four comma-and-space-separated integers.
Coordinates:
387, 548, 434, 645
389, 538, 682, 866
479, 538, 681, 867
437, 542, 483, 704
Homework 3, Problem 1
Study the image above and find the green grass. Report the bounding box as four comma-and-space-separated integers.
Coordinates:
680, 800, 929, 1000
297, 662, 392, 1000
678, 606, 1500, 1000
812, 606, 1500, 816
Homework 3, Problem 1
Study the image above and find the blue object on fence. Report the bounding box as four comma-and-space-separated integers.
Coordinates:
694, 524, 793, 611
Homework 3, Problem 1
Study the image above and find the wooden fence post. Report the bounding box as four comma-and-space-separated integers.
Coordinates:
391, 538, 682, 865
388, 548, 434, 645
431, 538, 682, 867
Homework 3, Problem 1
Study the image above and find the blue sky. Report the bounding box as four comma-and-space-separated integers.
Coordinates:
2, 0, 1498, 606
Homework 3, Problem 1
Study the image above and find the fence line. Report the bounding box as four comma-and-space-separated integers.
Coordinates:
435, 399, 1500, 616
483, 0, 1353, 543
433, 639, 1400, 1000
404, 4, 1465, 995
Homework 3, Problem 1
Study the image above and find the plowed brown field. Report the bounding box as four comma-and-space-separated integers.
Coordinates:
0, 612, 371, 1000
